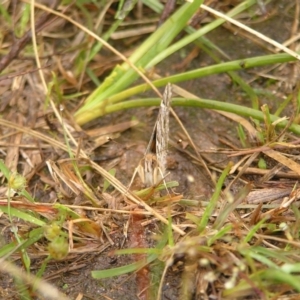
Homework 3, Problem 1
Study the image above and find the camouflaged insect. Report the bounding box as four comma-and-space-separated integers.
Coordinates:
137, 83, 172, 187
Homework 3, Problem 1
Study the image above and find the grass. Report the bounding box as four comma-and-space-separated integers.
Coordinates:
0, 0, 300, 299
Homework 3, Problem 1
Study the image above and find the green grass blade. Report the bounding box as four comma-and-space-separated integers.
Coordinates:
92, 229, 168, 279
213, 184, 252, 230
0, 227, 44, 259
250, 247, 293, 264
17, 3, 30, 37
0, 4, 12, 24
207, 224, 232, 246
259, 270, 300, 292
91, 255, 156, 279
74, 0, 204, 124
103, 168, 116, 192
243, 218, 266, 243
197, 162, 232, 233
243, 249, 280, 269
142, 0, 163, 12
104, 97, 300, 135
281, 263, 300, 273
0, 206, 45, 226
146, 0, 258, 68
100, 52, 297, 108
0, 159, 11, 179
114, 248, 162, 255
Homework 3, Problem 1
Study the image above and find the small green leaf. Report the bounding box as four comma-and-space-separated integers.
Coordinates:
0, 159, 11, 179
103, 168, 116, 192
258, 158, 267, 169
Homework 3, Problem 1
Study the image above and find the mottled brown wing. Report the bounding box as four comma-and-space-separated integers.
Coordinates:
155, 83, 172, 178
139, 83, 172, 187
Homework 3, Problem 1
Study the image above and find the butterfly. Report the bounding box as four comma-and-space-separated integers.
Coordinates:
135, 83, 172, 187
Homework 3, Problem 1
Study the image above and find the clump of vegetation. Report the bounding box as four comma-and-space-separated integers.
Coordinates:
0, 0, 300, 299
